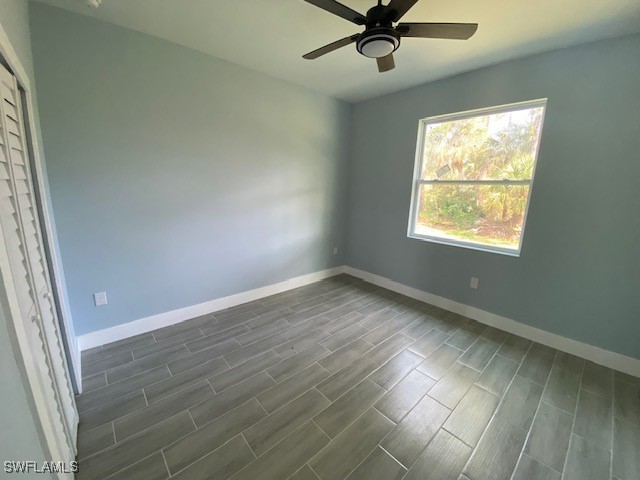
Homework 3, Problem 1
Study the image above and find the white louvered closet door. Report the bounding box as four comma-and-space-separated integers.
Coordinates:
0, 63, 78, 462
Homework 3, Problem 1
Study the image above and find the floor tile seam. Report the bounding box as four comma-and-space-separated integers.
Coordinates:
135, 378, 215, 417
236, 323, 298, 347
377, 386, 461, 472
214, 419, 334, 478
494, 351, 526, 366
147, 361, 222, 394
446, 341, 536, 480
133, 332, 207, 361
206, 365, 273, 396
610, 364, 616, 480
164, 428, 256, 478
368, 360, 417, 392
422, 335, 499, 400
377, 442, 410, 474
184, 336, 242, 356
469, 343, 524, 398
105, 451, 169, 480
305, 462, 322, 480
375, 405, 446, 474
82, 410, 196, 475
214, 290, 335, 328
79, 388, 149, 429
160, 450, 171, 478
75, 421, 117, 463
519, 452, 564, 475
79, 365, 171, 412
103, 352, 194, 383
562, 351, 604, 480
612, 414, 640, 428
81, 349, 136, 371
307, 405, 396, 477
252, 386, 328, 424
314, 387, 333, 405
507, 347, 560, 480
81, 350, 135, 374
239, 431, 259, 459
187, 394, 267, 433
283, 292, 362, 320
442, 425, 481, 450
580, 383, 613, 401
316, 347, 390, 402
221, 336, 290, 365
215, 291, 336, 323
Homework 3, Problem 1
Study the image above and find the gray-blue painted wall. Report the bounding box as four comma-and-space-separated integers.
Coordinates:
29, 3, 351, 336
346, 34, 640, 359
29, 3, 640, 360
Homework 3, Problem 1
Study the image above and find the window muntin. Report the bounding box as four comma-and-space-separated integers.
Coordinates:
408, 100, 546, 255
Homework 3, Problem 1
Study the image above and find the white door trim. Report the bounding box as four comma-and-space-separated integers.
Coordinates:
0, 22, 80, 389
0, 246, 73, 477
0, 20, 77, 478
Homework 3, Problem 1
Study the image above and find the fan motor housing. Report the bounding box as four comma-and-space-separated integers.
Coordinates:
356, 27, 401, 58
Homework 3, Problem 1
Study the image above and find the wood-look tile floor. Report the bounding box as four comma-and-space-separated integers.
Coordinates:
76, 274, 640, 480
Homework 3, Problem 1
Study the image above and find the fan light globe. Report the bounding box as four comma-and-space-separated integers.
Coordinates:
356, 30, 400, 59
360, 38, 395, 58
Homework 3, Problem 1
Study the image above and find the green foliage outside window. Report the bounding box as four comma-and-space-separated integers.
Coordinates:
415, 105, 544, 249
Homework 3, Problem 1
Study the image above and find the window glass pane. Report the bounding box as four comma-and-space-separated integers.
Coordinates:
421, 106, 544, 181
415, 184, 530, 250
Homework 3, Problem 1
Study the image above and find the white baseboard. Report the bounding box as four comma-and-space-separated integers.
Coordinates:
78, 262, 640, 377
344, 266, 640, 377
78, 266, 346, 351
74, 340, 83, 393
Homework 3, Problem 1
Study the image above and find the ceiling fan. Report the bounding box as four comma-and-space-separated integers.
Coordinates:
302, 0, 478, 72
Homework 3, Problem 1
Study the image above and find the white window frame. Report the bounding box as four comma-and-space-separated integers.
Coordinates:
407, 99, 547, 257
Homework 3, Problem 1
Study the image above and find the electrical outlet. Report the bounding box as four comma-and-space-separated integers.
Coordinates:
93, 291, 108, 306
470, 277, 479, 289
333, 246, 338, 255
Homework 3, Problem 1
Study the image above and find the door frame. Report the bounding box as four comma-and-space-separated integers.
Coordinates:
0, 18, 79, 474
0, 19, 81, 391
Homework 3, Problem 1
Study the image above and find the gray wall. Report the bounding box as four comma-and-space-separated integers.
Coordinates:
346, 34, 640, 359
0, 0, 54, 474
28, 3, 640, 360
29, 3, 351, 336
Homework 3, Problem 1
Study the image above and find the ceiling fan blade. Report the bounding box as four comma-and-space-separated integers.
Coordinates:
303, 0, 367, 25
387, 0, 420, 21
377, 54, 395, 73
303, 34, 360, 60
397, 22, 478, 40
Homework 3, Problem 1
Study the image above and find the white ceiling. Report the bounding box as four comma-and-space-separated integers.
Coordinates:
33, 0, 640, 102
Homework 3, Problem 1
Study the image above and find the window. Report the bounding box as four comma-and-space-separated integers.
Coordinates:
408, 99, 546, 256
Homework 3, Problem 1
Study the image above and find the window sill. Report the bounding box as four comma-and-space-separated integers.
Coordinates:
407, 232, 521, 257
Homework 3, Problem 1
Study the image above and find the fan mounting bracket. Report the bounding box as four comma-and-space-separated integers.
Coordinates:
364, 4, 395, 29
